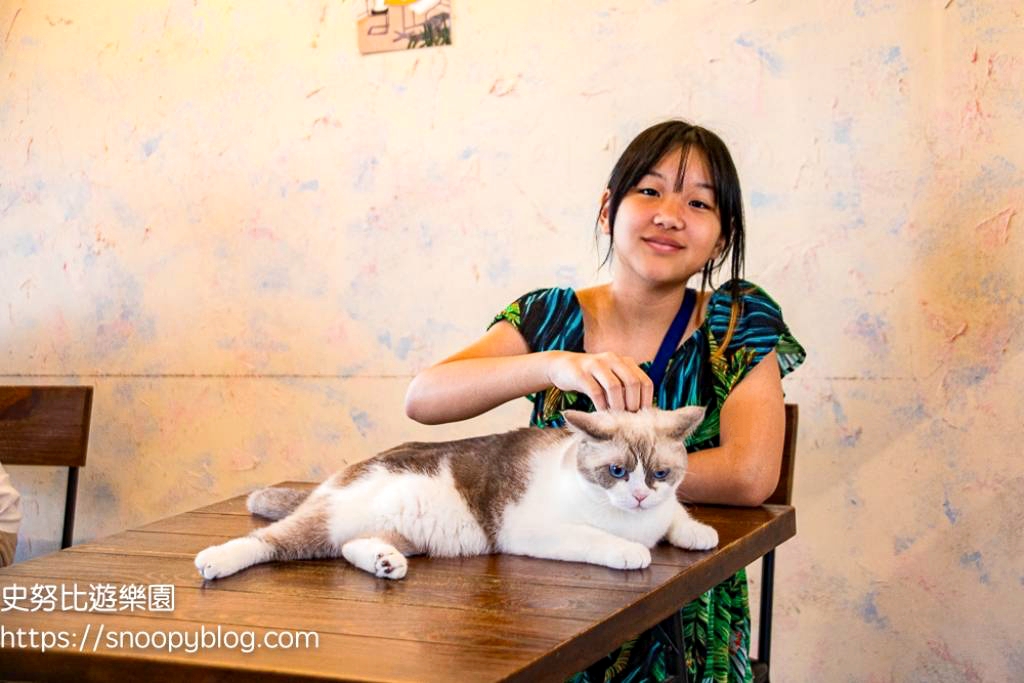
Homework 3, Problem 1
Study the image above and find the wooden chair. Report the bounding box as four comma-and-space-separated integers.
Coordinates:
0, 386, 94, 549
751, 403, 799, 683
657, 403, 799, 683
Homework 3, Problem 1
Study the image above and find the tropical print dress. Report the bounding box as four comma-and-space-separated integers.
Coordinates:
489, 279, 806, 683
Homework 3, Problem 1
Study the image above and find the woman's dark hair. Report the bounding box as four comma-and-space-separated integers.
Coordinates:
597, 120, 746, 299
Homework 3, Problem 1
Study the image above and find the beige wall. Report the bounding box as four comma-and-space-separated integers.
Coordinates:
2, 2, 1022, 680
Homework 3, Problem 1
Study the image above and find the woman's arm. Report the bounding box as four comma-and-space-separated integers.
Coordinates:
405, 322, 550, 424
676, 350, 786, 507
405, 322, 655, 425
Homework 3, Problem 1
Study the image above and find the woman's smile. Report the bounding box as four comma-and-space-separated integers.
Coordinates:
642, 236, 684, 253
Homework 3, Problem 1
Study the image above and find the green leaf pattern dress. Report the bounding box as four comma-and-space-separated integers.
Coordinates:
489, 279, 806, 683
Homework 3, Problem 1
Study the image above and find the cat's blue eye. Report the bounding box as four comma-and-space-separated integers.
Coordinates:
608, 464, 627, 479
652, 469, 670, 480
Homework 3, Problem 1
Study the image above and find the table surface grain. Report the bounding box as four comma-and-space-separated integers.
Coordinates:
0, 482, 795, 682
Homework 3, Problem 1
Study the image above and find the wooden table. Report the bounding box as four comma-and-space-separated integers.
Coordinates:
0, 482, 795, 682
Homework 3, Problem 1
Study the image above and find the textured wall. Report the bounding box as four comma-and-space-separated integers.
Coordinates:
2, 2, 1022, 680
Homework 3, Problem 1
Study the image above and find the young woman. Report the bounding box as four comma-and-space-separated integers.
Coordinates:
406, 120, 806, 683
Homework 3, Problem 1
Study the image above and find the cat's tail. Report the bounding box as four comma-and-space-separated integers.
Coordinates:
246, 487, 310, 520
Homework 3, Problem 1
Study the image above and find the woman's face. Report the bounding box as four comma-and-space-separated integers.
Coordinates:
601, 146, 724, 290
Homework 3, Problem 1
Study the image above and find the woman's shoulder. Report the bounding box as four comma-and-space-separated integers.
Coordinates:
705, 278, 786, 318
703, 278, 806, 376
490, 286, 582, 336
502, 286, 580, 315
573, 283, 610, 316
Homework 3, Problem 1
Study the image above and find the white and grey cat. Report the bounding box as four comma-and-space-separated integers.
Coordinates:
194, 407, 718, 581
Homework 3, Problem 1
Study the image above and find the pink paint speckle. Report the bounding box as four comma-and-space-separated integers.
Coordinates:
927, 640, 984, 683
974, 208, 1015, 249
249, 228, 278, 241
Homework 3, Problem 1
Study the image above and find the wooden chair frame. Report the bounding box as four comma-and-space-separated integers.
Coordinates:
0, 386, 94, 549
751, 402, 799, 683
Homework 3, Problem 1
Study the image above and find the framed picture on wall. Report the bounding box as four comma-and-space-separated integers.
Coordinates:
356, 0, 452, 54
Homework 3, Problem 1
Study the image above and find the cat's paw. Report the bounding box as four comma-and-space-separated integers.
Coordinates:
342, 538, 408, 580
373, 548, 408, 580
668, 521, 719, 550
597, 542, 651, 570
191, 536, 266, 581
195, 538, 262, 580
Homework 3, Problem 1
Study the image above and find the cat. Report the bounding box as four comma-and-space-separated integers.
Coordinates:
194, 406, 719, 581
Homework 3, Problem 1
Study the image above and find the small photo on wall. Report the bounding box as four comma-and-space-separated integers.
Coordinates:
356, 0, 452, 55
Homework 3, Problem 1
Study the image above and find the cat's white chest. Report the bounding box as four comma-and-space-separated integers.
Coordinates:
498, 451, 674, 549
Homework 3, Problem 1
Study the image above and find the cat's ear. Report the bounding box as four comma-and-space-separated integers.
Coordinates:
563, 410, 615, 441
657, 406, 707, 441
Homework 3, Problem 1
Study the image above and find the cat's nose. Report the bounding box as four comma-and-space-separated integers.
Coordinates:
633, 491, 648, 503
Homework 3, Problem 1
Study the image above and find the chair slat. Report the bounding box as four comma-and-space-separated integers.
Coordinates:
0, 386, 93, 467
764, 404, 798, 506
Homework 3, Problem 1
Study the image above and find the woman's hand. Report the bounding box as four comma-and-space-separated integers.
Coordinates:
546, 351, 655, 412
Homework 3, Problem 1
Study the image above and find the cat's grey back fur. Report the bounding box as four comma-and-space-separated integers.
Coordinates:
334, 426, 568, 544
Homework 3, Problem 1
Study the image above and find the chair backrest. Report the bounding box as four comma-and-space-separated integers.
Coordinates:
0, 386, 93, 467
764, 403, 798, 506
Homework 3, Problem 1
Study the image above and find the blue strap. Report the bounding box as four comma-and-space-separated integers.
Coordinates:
645, 288, 697, 393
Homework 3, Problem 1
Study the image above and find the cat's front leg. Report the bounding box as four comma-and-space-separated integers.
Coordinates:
666, 505, 718, 551
502, 525, 652, 570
